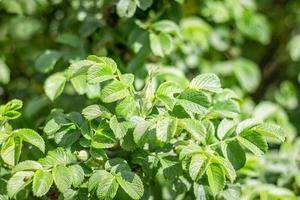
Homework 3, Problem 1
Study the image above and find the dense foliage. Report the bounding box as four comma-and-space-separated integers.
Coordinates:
0, 0, 300, 199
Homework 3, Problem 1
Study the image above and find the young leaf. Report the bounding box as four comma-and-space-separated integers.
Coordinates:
87, 63, 116, 84
82, 105, 102, 120
179, 119, 206, 142
1, 137, 22, 166
32, 170, 53, 197
44, 73, 67, 101
156, 117, 177, 143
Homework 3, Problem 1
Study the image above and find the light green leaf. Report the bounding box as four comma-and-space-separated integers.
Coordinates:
11, 128, 45, 153
212, 99, 240, 118
7, 171, 34, 198
179, 119, 206, 142
288, 34, 300, 61
189, 154, 209, 181
13, 160, 43, 173
217, 119, 236, 140
69, 165, 85, 188
32, 170, 53, 197
236, 118, 261, 134
117, 0, 137, 18
109, 116, 127, 139
132, 118, 151, 146
44, 73, 67, 101
116, 96, 138, 119
38, 148, 76, 167
190, 73, 221, 93
152, 20, 180, 36
0, 59, 10, 84
253, 123, 285, 142
101, 80, 129, 103
156, 117, 177, 143
1, 137, 22, 166
150, 32, 173, 57
116, 170, 144, 199
70, 74, 87, 95
35, 50, 62, 73
212, 155, 236, 182
87, 63, 116, 84
52, 165, 72, 193
89, 170, 119, 200
82, 105, 102, 120
176, 99, 207, 115
135, 0, 153, 10
206, 164, 225, 196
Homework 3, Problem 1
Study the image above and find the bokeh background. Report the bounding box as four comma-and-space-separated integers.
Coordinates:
1, 0, 300, 199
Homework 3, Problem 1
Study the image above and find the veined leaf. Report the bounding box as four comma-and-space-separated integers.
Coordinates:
190, 73, 221, 93
116, 170, 144, 200
179, 119, 206, 142
237, 131, 268, 156
116, 96, 138, 119
236, 118, 261, 134
101, 80, 129, 103
189, 154, 209, 181
177, 99, 207, 115
52, 165, 72, 193
206, 163, 225, 196
1, 137, 22, 166
156, 117, 177, 143
69, 165, 85, 188
253, 123, 285, 142
87, 63, 116, 84
217, 119, 236, 140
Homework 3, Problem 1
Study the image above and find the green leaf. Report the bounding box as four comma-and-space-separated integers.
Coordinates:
13, 160, 43, 173
189, 154, 209, 181
212, 99, 240, 118
179, 89, 211, 108
87, 63, 116, 84
212, 155, 236, 182
135, 0, 153, 10
236, 118, 261, 134
152, 20, 180, 36
232, 58, 260, 93
224, 141, 246, 170
132, 118, 151, 146
156, 117, 177, 143
109, 116, 127, 139
11, 129, 45, 153
176, 99, 207, 115
206, 164, 225, 196
7, 171, 34, 198
288, 34, 300, 61
70, 74, 87, 95
0, 59, 10, 84
1, 137, 22, 166
190, 73, 221, 93
253, 123, 285, 142
179, 119, 206, 142
116, 170, 144, 199
237, 131, 268, 156
44, 73, 67, 101
150, 32, 173, 57
116, 96, 138, 119
69, 165, 85, 188
52, 165, 72, 193
39, 148, 76, 167
217, 119, 236, 140
101, 80, 129, 103
35, 50, 62, 73
89, 170, 119, 200
32, 170, 53, 197
82, 105, 102, 120
117, 0, 137, 18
